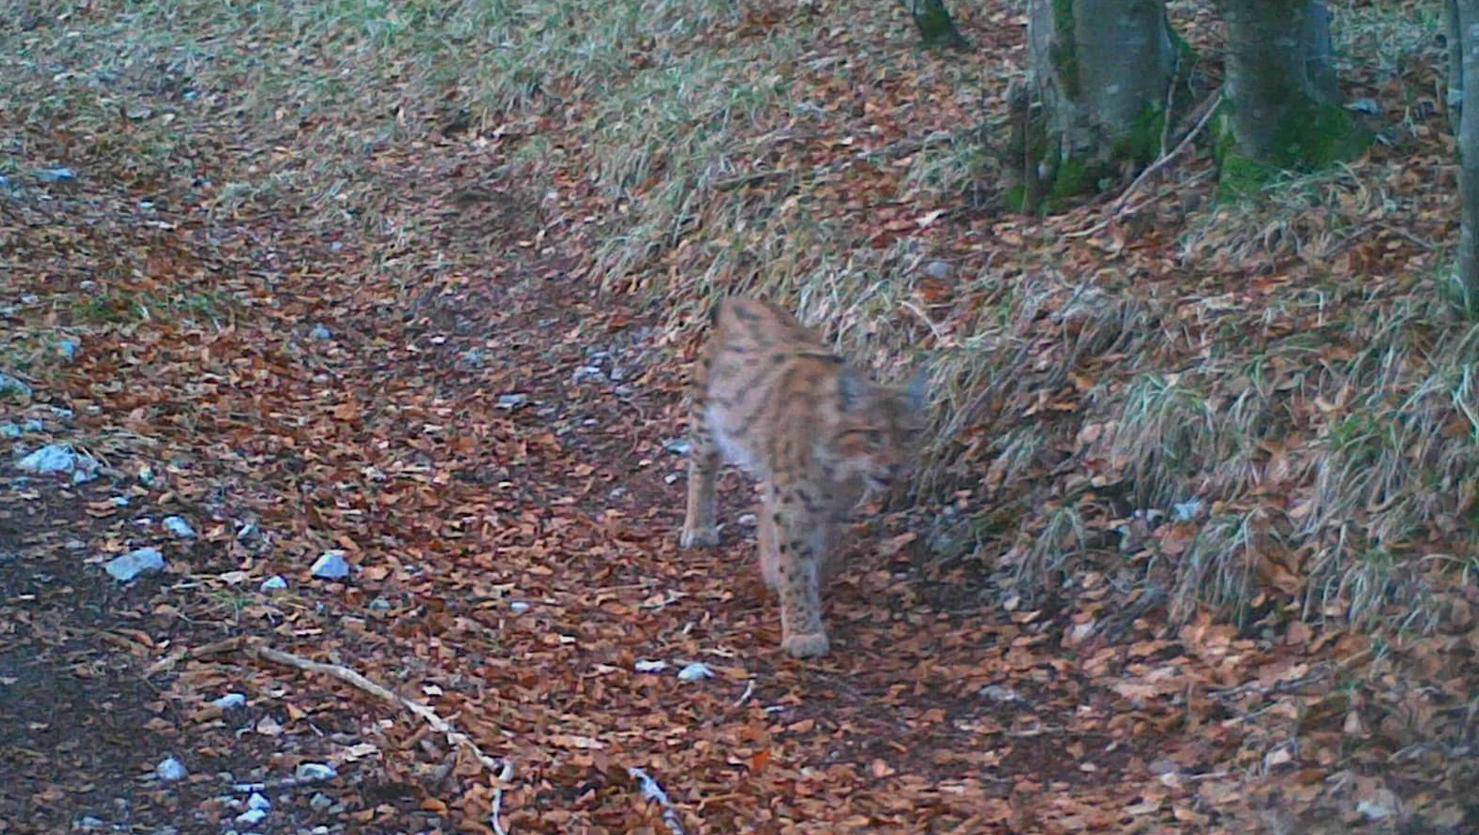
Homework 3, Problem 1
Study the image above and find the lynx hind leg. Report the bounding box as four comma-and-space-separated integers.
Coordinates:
679, 386, 721, 548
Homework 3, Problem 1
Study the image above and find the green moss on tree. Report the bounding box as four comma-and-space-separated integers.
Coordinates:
1050, 0, 1079, 98
1215, 97, 1371, 198
1115, 104, 1167, 166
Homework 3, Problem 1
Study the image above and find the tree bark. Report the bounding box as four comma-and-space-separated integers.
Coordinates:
1024, 0, 1176, 208
1447, 0, 1464, 134
1218, 0, 1365, 175
900, 0, 969, 50
1457, 0, 1479, 308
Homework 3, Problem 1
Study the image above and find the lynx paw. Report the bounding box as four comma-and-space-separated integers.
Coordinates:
781, 632, 830, 659
679, 527, 719, 549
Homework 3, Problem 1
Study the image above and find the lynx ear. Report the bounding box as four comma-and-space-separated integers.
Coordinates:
905, 365, 928, 412
838, 366, 869, 412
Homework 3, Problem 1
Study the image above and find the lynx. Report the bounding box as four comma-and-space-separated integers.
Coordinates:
679, 297, 926, 659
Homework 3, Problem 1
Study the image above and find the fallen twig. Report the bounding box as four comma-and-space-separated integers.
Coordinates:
629, 767, 689, 835
732, 679, 755, 708
1111, 90, 1222, 213
1065, 90, 1223, 241
145, 635, 251, 677
150, 638, 515, 818
248, 645, 512, 783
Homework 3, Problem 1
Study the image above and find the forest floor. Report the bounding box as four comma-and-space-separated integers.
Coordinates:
2, 1, 1476, 833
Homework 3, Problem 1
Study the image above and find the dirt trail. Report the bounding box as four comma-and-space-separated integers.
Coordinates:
3, 198, 1200, 834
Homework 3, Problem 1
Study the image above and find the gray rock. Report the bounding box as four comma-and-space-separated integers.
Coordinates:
310, 551, 351, 580
496, 393, 529, 410
0, 372, 32, 400
156, 756, 188, 782
259, 575, 288, 593
459, 348, 487, 369
508, 600, 531, 615
635, 659, 668, 674
309, 324, 333, 341
162, 516, 196, 538
212, 693, 247, 710
677, 662, 713, 682
923, 260, 953, 279
246, 792, 271, 811
979, 684, 1020, 703
77, 817, 106, 831
662, 438, 692, 456
368, 596, 392, 612
309, 792, 333, 811
1171, 498, 1203, 523
235, 808, 267, 826
294, 762, 337, 782
112, 496, 131, 508
571, 365, 606, 385
37, 167, 77, 183
105, 547, 165, 582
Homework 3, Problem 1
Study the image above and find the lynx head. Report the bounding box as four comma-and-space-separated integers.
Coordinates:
829, 365, 928, 492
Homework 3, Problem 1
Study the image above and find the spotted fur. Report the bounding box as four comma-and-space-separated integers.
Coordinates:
679, 297, 926, 659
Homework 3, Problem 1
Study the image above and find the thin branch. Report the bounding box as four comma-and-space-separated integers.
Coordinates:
1111, 90, 1222, 213
629, 767, 689, 835
248, 645, 512, 782
150, 638, 515, 814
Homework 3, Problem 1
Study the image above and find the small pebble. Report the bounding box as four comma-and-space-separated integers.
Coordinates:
635, 660, 668, 674
309, 324, 333, 340
57, 339, 80, 361
162, 516, 196, 538
309, 793, 333, 811
76, 817, 105, 831
310, 551, 351, 580
923, 260, 953, 279
235, 808, 267, 826
17, 444, 90, 476
212, 693, 247, 710
368, 596, 392, 612
112, 496, 131, 508
677, 662, 713, 682
496, 393, 529, 410
246, 792, 271, 811
106, 547, 166, 583
509, 601, 531, 614
662, 438, 692, 456
156, 756, 188, 782
259, 575, 288, 593
37, 166, 77, 183
295, 762, 337, 782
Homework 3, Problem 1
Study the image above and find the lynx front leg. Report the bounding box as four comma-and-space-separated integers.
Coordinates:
756, 484, 781, 591
772, 491, 830, 659
679, 417, 721, 549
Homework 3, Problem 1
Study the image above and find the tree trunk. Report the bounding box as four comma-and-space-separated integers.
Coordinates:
1447, 0, 1464, 134
1217, 0, 1367, 189
1458, 0, 1479, 309
901, 0, 969, 50
1024, 0, 1176, 210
